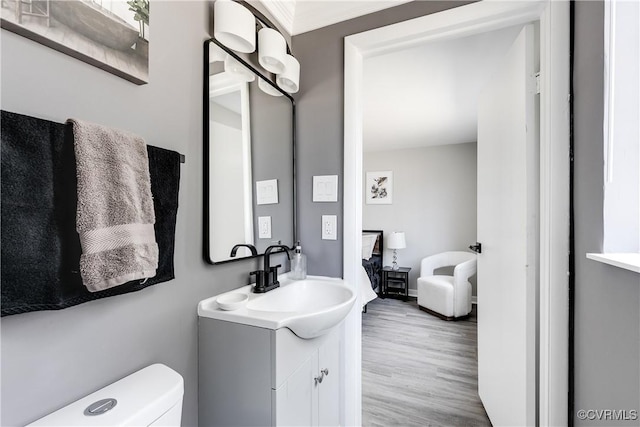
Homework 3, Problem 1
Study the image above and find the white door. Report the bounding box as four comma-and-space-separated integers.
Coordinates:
477, 24, 538, 427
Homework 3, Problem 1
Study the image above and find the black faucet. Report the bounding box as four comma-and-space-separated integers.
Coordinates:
230, 244, 257, 257
250, 244, 291, 293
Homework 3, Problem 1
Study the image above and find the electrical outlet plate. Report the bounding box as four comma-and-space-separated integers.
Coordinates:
322, 215, 337, 240
258, 216, 272, 239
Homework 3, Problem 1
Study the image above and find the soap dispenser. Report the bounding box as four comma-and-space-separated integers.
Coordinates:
290, 244, 307, 280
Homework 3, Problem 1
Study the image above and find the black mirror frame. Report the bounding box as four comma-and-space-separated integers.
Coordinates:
203, 38, 297, 265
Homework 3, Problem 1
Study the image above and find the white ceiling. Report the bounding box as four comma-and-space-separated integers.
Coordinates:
259, 0, 412, 35
363, 25, 524, 152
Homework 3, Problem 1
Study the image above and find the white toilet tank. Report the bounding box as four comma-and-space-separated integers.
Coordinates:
27, 364, 184, 426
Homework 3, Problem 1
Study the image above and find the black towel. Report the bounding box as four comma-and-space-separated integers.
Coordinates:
1, 110, 181, 316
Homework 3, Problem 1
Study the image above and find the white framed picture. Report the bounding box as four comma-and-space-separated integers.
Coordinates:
365, 171, 393, 204
313, 175, 338, 202
256, 179, 278, 205
1, 0, 149, 84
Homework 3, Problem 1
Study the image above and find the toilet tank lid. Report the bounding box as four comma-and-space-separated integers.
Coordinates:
27, 364, 184, 427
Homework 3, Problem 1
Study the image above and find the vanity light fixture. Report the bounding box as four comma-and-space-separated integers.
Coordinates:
276, 54, 300, 94
258, 28, 287, 74
224, 55, 255, 82
214, 0, 256, 53
212, 0, 300, 95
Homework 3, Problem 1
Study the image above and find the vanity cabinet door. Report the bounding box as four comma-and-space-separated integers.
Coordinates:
318, 331, 340, 426
272, 329, 341, 427
273, 354, 315, 426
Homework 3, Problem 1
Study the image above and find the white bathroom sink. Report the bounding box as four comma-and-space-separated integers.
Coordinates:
198, 275, 356, 339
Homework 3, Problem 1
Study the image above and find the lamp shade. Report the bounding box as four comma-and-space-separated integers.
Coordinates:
258, 78, 283, 97
224, 55, 255, 82
214, 0, 256, 53
258, 28, 287, 74
209, 43, 227, 63
387, 232, 406, 250
276, 54, 300, 94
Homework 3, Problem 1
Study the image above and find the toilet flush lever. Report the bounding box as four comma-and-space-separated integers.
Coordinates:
84, 398, 117, 416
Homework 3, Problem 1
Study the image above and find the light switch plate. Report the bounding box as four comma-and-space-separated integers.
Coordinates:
313, 175, 338, 202
322, 215, 337, 240
256, 179, 278, 205
258, 216, 272, 239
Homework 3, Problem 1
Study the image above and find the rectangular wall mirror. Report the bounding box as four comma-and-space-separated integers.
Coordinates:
204, 39, 296, 264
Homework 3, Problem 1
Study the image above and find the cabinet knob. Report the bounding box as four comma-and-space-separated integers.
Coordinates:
314, 368, 329, 385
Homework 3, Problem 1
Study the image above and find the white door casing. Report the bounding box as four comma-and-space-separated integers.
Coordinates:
343, 1, 569, 426
476, 24, 538, 427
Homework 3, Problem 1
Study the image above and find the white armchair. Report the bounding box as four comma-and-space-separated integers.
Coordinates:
417, 251, 477, 320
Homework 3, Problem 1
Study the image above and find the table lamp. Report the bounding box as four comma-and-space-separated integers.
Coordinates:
388, 231, 406, 270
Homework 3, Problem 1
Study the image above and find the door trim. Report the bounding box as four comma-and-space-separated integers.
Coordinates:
343, 1, 570, 426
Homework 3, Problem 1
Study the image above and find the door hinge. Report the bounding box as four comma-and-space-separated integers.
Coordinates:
535, 72, 541, 94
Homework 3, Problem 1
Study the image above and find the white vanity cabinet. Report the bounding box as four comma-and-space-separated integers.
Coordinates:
199, 316, 342, 427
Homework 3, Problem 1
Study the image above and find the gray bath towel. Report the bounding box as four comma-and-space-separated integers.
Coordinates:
68, 118, 158, 292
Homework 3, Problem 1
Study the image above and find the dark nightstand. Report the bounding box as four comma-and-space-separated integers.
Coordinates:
381, 266, 411, 301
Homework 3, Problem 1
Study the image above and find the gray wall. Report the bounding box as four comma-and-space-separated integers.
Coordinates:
292, 1, 474, 277
573, 1, 640, 424
0, 2, 261, 426
363, 143, 477, 292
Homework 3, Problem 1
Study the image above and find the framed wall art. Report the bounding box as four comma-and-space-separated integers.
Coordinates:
365, 171, 393, 205
1, 0, 149, 84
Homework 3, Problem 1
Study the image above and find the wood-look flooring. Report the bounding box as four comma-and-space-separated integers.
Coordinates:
362, 297, 491, 427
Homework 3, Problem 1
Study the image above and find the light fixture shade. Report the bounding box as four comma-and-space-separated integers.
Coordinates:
214, 0, 256, 53
258, 28, 287, 74
209, 43, 227, 63
387, 232, 406, 250
224, 55, 255, 82
276, 54, 300, 94
258, 78, 283, 97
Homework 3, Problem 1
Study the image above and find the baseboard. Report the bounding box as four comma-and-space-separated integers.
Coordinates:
408, 289, 477, 304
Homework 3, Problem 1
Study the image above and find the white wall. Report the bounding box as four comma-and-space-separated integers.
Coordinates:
363, 143, 477, 291
603, 0, 640, 253
0, 2, 261, 426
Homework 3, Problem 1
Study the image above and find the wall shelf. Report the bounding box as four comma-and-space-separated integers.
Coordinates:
586, 253, 640, 274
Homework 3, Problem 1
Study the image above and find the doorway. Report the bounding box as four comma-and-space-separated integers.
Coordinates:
359, 21, 529, 425
342, 1, 570, 426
